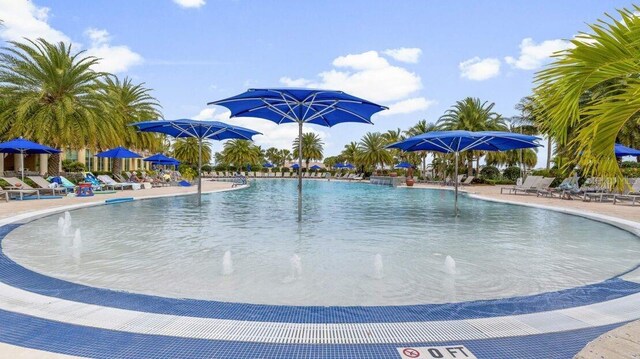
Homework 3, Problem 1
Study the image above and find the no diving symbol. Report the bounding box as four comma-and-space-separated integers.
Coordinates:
403, 348, 420, 358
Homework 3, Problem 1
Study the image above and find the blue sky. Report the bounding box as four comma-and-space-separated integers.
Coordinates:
0, 0, 635, 166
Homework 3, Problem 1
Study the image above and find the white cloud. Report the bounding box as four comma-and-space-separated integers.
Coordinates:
194, 108, 329, 149
505, 38, 572, 70
383, 47, 422, 63
279, 50, 423, 104
380, 97, 435, 116
459, 57, 501, 81
0, 0, 70, 43
173, 0, 205, 8
84, 28, 143, 73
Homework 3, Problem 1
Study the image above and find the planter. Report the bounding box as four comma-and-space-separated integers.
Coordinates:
405, 178, 415, 187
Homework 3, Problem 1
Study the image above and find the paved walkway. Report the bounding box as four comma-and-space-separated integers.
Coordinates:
0, 180, 637, 358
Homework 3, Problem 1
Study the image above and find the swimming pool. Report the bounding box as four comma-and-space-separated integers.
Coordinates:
4, 179, 639, 306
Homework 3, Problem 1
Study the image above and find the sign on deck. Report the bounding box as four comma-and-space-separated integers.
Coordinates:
397, 345, 477, 359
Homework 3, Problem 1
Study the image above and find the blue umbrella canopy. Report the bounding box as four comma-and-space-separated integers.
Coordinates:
344, 163, 355, 169
310, 165, 321, 170
388, 131, 540, 215
291, 163, 300, 169
144, 153, 180, 165
0, 138, 61, 180
96, 147, 142, 159
395, 162, 413, 169
208, 88, 387, 222
615, 143, 640, 157
263, 162, 274, 168
334, 163, 345, 169
132, 119, 261, 206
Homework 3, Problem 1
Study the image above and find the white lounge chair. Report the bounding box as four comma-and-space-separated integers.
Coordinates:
97, 175, 137, 190
500, 175, 543, 195
27, 176, 68, 195
0, 177, 41, 200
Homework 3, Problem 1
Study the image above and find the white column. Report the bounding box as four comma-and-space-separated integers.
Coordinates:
39, 154, 48, 175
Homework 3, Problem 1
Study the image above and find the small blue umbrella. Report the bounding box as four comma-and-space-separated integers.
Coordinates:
388, 130, 540, 214
291, 163, 300, 169
132, 119, 261, 205
96, 147, 142, 159
334, 163, 345, 169
209, 88, 387, 221
615, 143, 640, 157
263, 162, 274, 168
395, 162, 412, 169
144, 153, 180, 167
0, 138, 61, 180
310, 165, 321, 171
344, 163, 355, 169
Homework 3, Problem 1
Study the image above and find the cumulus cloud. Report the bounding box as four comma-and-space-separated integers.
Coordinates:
383, 47, 422, 63
173, 0, 206, 8
280, 50, 424, 104
194, 108, 329, 150
505, 38, 572, 70
379, 97, 435, 116
84, 28, 143, 73
0, 0, 71, 43
459, 57, 501, 81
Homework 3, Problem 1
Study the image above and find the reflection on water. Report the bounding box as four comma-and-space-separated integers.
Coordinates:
4, 179, 640, 306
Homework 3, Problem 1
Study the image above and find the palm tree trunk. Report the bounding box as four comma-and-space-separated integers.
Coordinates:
466, 152, 473, 176
48, 153, 60, 176
546, 137, 552, 169
112, 158, 121, 176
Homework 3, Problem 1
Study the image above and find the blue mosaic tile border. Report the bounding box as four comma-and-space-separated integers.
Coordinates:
1, 223, 640, 323
0, 307, 627, 359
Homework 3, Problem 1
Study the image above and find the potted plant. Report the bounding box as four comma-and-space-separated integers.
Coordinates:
406, 166, 415, 186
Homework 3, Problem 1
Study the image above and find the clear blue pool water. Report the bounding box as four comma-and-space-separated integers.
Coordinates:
4, 179, 640, 306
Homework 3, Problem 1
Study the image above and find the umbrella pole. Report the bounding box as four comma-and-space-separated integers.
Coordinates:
297, 121, 303, 222
198, 137, 202, 206
21, 151, 25, 182
454, 151, 459, 216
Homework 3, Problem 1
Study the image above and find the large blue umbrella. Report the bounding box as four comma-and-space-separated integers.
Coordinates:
388, 130, 540, 214
395, 162, 412, 169
0, 138, 61, 180
615, 143, 640, 157
132, 119, 261, 205
209, 88, 387, 221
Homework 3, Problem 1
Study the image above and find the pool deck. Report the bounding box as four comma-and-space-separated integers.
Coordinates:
0, 180, 637, 358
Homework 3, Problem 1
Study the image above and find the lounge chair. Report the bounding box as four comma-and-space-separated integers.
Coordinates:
500, 175, 543, 195
460, 176, 474, 186
531, 177, 557, 197
97, 175, 136, 190
612, 179, 640, 205
581, 178, 618, 202
27, 176, 68, 195
538, 176, 580, 198
0, 190, 8, 202
0, 177, 41, 200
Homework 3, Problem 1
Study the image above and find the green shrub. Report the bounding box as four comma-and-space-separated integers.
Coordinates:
480, 165, 500, 180
61, 160, 86, 172
201, 164, 212, 173
502, 166, 521, 181
620, 161, 640, 168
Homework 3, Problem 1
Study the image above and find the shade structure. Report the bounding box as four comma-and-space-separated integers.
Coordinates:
144, 153, 180, 166
209, 88, 387, 221
615, 143, 640, 157
395, 162, 413, 169
310, 165, 321, 170
291, 163, 300, 169
0, 138, 61, 181
96, 147, 142, 159
388, 131, 540, 215
132, 119, 261, 205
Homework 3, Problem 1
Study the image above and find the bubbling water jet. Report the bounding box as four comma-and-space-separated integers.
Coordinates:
373, 254, 384, 279
445, 255, 456, 275
222, 251, 233, 275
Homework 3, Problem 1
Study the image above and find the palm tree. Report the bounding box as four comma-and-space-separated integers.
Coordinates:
0, 39, 108, 175
341, 141, 360, 166
173, 138, 211, 167
514, 96, 551, 168
278, 149, 292, 167
405, 120, 437, 174
533, 6, 640, 186
265, 147, 279, 165
292, 132, 324, 168
222, 139, 260, 170
437, 97, 507, 175
358, 132, 392, 170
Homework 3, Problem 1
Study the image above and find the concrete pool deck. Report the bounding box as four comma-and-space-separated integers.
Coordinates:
0, 179, 637, 358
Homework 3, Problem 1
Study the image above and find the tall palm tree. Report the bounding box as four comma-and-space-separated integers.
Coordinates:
341, 141, 360, 166
265, 147, 279, 165
173, 138, 211, 167
358, 132, 392, 170
534, 5, 640, 186
0, 39, 108, 175
292, 132, 324, 168
437, 97, 507, 175
514, 96, 551, 168
222, 139, 260, 169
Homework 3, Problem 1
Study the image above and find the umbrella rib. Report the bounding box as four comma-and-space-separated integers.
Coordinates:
275, 91, 301, 122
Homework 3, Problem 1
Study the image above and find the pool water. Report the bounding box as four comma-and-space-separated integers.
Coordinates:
4, 179, 640, 306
